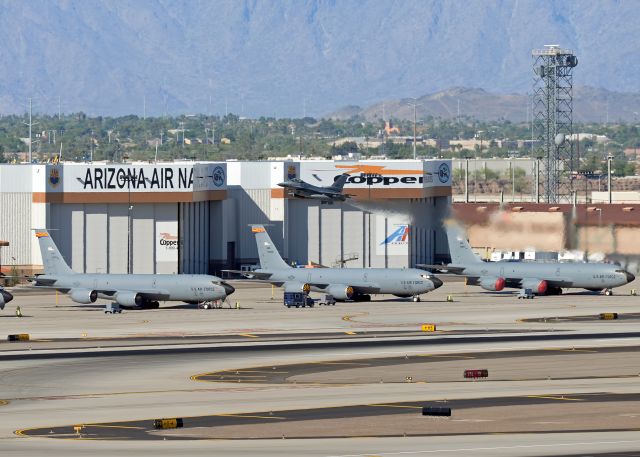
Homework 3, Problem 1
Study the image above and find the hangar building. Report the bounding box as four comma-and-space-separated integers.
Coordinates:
0, 159, 452, 275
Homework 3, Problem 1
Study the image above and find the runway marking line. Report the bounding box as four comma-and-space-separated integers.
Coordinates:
542, 348, 598, 353
85, 424, 146, 430
211, 374, 268, 378
238, 333, 259, 338
311, 361, 370, 365
527, 395, 585, 401
367, 403, 422, 409
216, 413, 285, 420
417, 354, 476, 359
199, 379, 269, 383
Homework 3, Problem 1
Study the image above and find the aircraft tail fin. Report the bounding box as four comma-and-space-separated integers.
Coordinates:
444, 221, 482, 265
328, 173, 350, 192
251, 225, 291, 270
35, 230, 75, 275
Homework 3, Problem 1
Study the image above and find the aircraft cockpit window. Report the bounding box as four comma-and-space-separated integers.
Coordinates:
420, 274, 431, 279
290, 178, 303, 183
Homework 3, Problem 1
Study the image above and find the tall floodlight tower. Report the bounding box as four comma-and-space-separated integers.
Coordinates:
532, 45, 578, 203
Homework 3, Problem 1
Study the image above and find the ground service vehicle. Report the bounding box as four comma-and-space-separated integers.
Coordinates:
284, 292, 315, 308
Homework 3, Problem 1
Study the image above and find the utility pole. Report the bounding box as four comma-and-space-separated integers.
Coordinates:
28, 98, 32, 162
405, 98, 422, 160
607, 154, 614, 204
413, 102, 417, 160
24, 98, 37, 163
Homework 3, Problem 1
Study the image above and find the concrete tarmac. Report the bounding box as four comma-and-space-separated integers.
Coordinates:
1, 279, 640, 456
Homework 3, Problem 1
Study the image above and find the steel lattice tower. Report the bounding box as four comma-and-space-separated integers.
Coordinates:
532, 45, 578, 203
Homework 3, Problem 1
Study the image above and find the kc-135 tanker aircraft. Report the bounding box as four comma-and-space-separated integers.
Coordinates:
231, 225, 442, 302
32, 231, 235, 309
421, 222, 635, 295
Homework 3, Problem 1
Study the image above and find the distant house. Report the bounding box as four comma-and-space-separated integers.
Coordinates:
384, 121, 400, 135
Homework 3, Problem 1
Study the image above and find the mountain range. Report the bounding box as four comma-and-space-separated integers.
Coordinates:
329, 86, 640, 123
0, 0, 639, 118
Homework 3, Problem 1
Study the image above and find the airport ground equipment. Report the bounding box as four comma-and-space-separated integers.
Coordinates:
318, 294, 337, 306
32, 230, 235, 311
105, 303, 122, 314
284, 292, 315, 308
227, 225, 442, 302
464, 369, 489, 379
422, 406, 451, 417
420, 222, 635, 296
153, 418, 183, 429
518, 288, 535, 299
7, 333, 29, 342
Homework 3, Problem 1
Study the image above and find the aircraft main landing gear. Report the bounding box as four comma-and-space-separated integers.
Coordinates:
604, 288, 613, 296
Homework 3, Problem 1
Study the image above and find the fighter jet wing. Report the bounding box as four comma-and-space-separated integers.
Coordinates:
416, 264, 466, 274
222, 270, 274, 280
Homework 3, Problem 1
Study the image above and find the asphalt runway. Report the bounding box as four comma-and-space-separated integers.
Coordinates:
17, 393, 640, 440
2, 279, 640, 456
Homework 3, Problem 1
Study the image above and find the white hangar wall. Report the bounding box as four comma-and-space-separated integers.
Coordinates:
0, 159, 452, 275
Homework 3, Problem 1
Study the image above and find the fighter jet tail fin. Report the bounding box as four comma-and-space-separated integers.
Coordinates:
444, 221, 482, 265
34, 230, 75, 275
328, 173, 350, 192
250, 225, 291, 270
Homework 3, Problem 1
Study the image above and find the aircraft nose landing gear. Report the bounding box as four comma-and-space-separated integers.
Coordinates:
412, 296, 421, 302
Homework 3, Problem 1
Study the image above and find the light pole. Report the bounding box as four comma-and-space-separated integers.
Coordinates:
607, 154, 614, 204
123, 174, 136, 274
405, 98, 422, 159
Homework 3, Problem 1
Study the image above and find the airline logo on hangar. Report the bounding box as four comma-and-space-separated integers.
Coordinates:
212, 166, 225, 187
49, 167, 61, 188
381, 225, 410, 245
333, 164, 431, 186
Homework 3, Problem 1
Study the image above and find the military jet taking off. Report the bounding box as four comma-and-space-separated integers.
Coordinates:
229, 225, 442, 302
277, 174, 351, 203
32, 231, 235, 309
420, 222, 635, 296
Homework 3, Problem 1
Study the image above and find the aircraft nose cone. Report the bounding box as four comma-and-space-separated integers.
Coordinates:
277, 182, 286, 187
1, 289, 13, 304
625, 271, 635, 283
430, 276, 443, 289
221, 281, 235, 296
